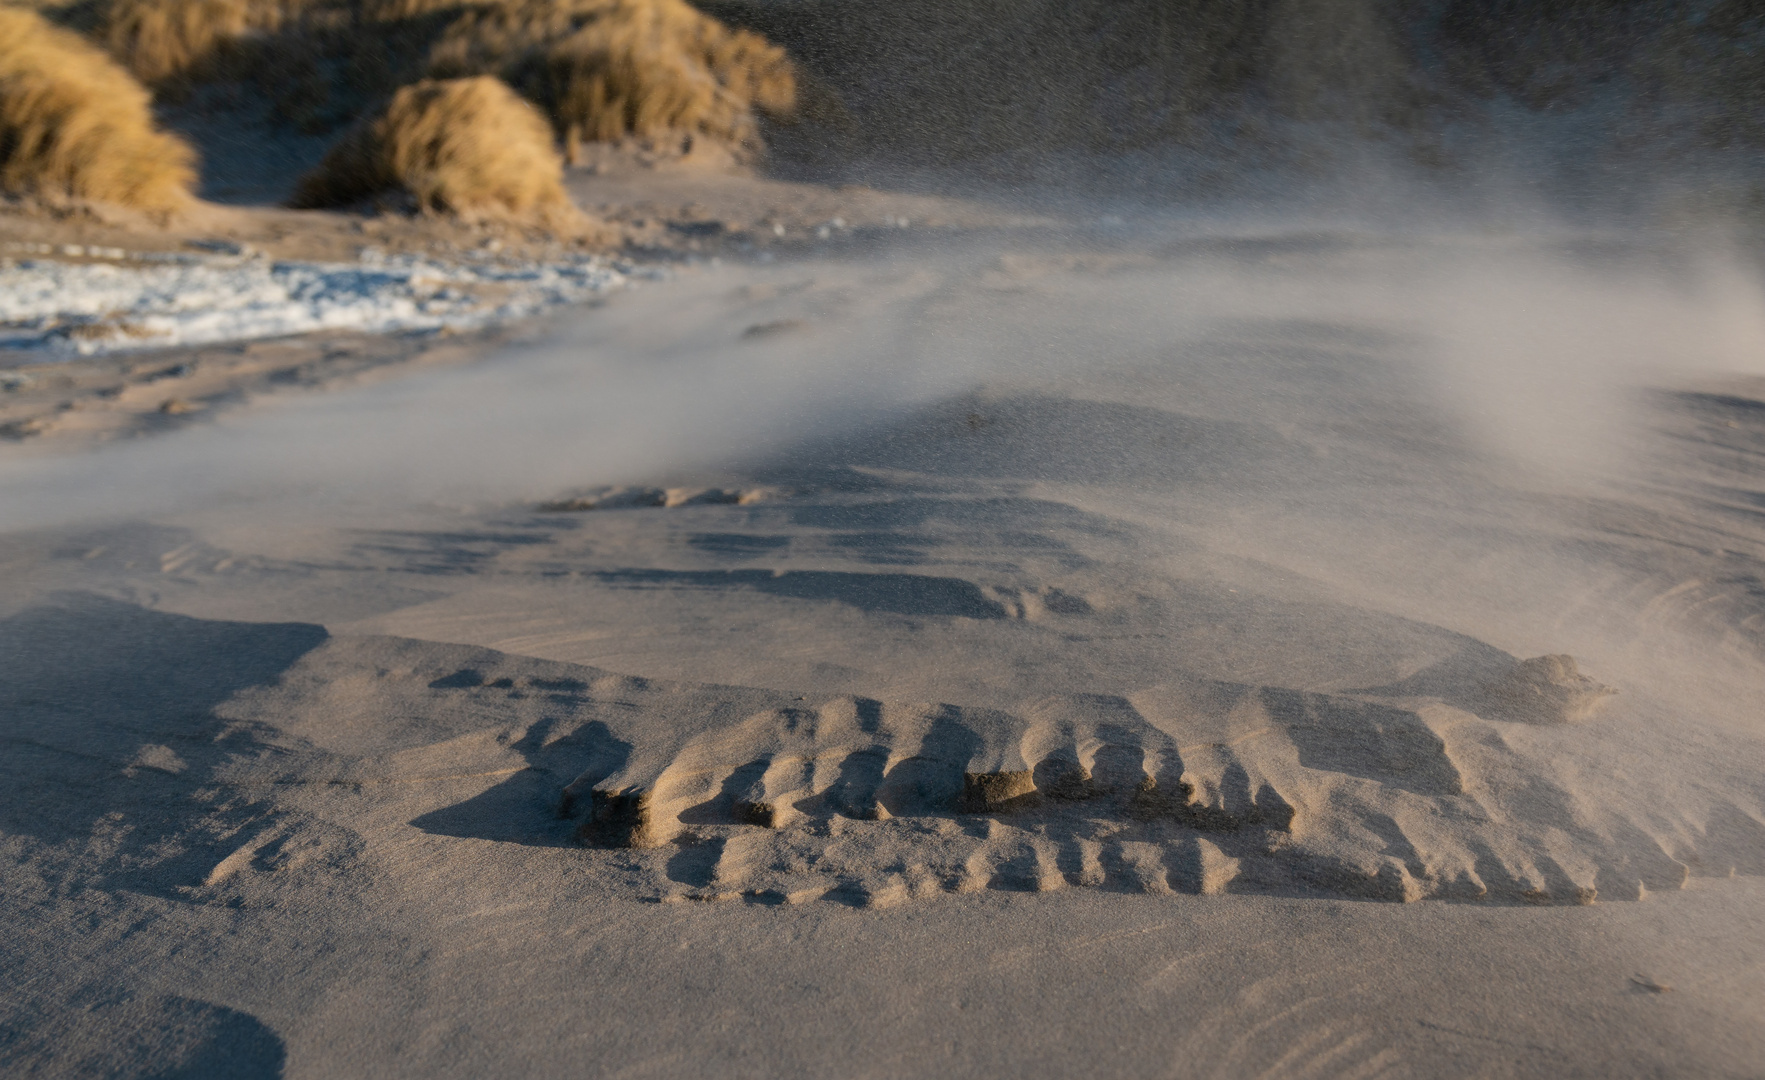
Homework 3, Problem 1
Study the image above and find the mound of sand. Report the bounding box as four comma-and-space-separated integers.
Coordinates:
290, 75, 587, 227
212, 631, 1748, 910
705, 0, 1418, 160
3, 237, 1765, 1075
0, 7, 196, 213
705, 0, 1763, 171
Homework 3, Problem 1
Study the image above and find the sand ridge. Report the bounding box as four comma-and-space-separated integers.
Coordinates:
158, 623, 1749, 912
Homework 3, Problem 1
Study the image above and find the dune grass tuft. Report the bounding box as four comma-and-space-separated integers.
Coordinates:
89, 0, 799, 151
0, 6, 196, 213
426, 0, 796, 150
290, 74, 583, 227
100, 0, 272, 83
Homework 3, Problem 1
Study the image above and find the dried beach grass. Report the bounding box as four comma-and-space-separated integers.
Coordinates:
427, 0, 797, 150
100, 0, 270, 83
0, 6, 196, 212
89, 0, 799, 152
290, 74, 585, 228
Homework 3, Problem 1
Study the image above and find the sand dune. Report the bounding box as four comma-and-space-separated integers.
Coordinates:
4, 230, 1764, 1076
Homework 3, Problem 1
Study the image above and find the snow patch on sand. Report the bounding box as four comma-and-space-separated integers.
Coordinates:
0, 250, 639, 354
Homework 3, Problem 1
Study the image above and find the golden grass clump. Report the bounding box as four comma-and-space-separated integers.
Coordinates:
0, 7, 196, 212
100, 0, 273, 83
427, 0, 796, 149
291, 75, 581, 226
88, 0, 800, 153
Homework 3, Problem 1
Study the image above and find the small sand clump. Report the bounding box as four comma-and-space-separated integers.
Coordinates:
0, 7, 197, 213
291, 75, 588, 229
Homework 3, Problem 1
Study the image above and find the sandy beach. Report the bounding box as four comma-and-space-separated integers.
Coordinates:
2, 210, 1763, 1076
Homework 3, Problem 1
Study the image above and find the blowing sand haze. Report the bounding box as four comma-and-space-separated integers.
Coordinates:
3, 2, 1765, 1078
4, 234, 1765, 1076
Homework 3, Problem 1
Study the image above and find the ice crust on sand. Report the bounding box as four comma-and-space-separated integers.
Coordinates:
219, 634, 1764, 910
0, 250, 631, 354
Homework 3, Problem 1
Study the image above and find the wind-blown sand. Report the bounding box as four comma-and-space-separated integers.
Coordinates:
2, 224, 1763, 1077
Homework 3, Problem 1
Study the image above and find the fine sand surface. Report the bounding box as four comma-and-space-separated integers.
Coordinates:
2, 222, 1763, 1077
